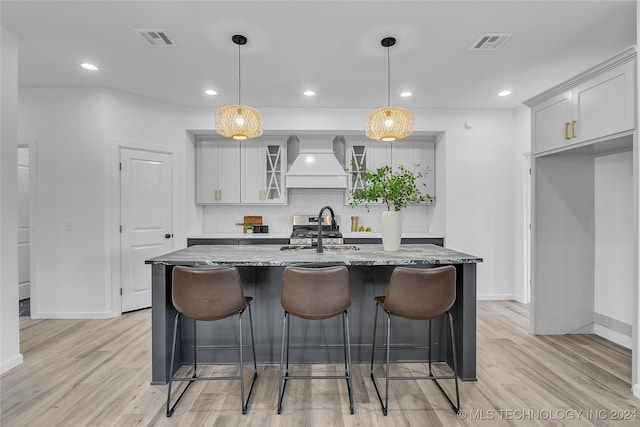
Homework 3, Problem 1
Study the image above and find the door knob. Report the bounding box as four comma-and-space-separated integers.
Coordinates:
164, 233, 173, 239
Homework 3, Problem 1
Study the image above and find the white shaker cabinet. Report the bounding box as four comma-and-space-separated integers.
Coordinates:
195, 139, 241, 204
531, 58, 635, 155
572, 60, 635, 143
531, 91, 573, 154
391, 139, 436, 201
241, 136, 286, 204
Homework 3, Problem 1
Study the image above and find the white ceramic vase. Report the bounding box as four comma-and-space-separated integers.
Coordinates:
381, 211, 402, 252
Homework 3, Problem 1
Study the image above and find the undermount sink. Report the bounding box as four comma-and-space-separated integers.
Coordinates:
279, 245, 360, 252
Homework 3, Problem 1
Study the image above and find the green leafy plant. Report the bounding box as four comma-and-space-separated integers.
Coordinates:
349, 164, 434, 212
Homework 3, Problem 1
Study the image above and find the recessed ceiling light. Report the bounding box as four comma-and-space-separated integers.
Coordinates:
303, 90, 316, 97
204, 89, 217, 96
80, 63, 98, 71
498, 90, 512, 97
400, 91, 412, 98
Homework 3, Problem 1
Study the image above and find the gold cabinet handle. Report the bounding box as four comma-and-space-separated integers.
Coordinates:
571, 120, 576, 138
564, 122, 570, 140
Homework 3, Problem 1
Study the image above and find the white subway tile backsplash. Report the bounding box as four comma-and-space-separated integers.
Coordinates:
202, 189, 434, 233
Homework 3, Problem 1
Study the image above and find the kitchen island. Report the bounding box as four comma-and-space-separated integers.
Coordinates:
146, 244, 482, 384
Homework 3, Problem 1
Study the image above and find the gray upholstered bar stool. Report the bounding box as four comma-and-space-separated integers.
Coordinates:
166, 265, 257, 417
370, 265, 460, 415
277, 265, 354, 414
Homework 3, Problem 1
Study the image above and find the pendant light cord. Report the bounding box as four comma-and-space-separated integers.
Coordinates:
238, 42, 242, 105
387, 45, 391, 107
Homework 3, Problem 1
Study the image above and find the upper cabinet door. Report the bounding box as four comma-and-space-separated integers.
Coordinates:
531, 91, 573, 154
391, 139, 436, 203
530, 54, 636, 155
572, 60, 635, 143
241, 136, 286, 204
218, 141, 241, 203
196, 140, 241, 204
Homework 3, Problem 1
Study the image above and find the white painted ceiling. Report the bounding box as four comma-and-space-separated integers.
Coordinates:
1, 1, 636, 110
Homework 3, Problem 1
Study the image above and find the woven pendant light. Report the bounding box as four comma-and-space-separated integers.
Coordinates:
216, 35, 263, 140
365, 37, 413, 141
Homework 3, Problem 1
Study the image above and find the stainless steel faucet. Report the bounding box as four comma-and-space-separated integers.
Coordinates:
317, 206, 336, 253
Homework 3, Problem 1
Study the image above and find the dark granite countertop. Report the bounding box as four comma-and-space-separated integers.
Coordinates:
145, 244, 482, 267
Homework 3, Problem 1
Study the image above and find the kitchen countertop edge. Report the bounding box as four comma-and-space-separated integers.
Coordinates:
188, 232, 445, 239
147, 244, 481, 266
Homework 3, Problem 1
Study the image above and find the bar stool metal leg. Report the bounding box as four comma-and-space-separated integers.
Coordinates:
369, 302, 379, 376
343, 310, 354, 414
384, 311, 391, 415
239, 310, 245, 414
370, 304, 391, 415
166, 313, 196, 417
193, 318, 197, 377
430, 312, 460, 413
239, 303, 258, 415
277, 311, 288, 414
428, 319, 433, 376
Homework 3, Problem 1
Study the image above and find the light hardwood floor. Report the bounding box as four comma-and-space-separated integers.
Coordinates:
2, 301, 640, 426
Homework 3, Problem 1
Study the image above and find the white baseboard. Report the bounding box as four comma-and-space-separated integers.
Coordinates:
0, 353, 24, 374
593, 324, 632, 349
477, 293, 518, 301
633, 384, 640, 399
30, 310, 119, 320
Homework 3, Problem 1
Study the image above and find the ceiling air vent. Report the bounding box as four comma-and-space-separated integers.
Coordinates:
135, 29, 174, 46
469, 33, 512, 51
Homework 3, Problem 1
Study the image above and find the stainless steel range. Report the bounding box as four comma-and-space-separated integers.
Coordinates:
289, 214, 343, 246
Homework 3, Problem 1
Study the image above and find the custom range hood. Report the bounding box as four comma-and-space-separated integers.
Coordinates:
285, 135, 348, 188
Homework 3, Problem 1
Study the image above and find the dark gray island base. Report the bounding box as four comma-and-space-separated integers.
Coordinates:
146, 244, 482, 385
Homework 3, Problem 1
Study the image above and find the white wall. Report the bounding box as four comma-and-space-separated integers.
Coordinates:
594, 151, 633, 348
18, 88, 186, 318
19, 88, 111, 318
513, 105, 532, 303
1, 29, 23, 373
634, 0, 640, 395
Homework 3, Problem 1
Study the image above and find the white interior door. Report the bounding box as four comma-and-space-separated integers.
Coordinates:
120, 148, 173, 312
17, 146, 30, 301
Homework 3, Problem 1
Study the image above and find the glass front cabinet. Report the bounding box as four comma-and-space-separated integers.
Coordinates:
241, 136, 287, 204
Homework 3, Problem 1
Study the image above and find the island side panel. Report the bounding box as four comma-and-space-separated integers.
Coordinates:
151, 264, 178, 385
451, 263, 477, 381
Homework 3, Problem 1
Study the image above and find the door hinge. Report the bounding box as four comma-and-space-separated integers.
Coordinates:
529, 168, 531, 175
120, 288, 123, 296
119, 162, 122, 171
120, 225, 122, 233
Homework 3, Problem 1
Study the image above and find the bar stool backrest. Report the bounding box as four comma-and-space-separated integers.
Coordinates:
172, 266, 247, 321
382, 266, 456, 320
281, 266, 350, 320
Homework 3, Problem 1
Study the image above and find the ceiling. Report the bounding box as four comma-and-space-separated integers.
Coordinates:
1, 1, 636, 110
